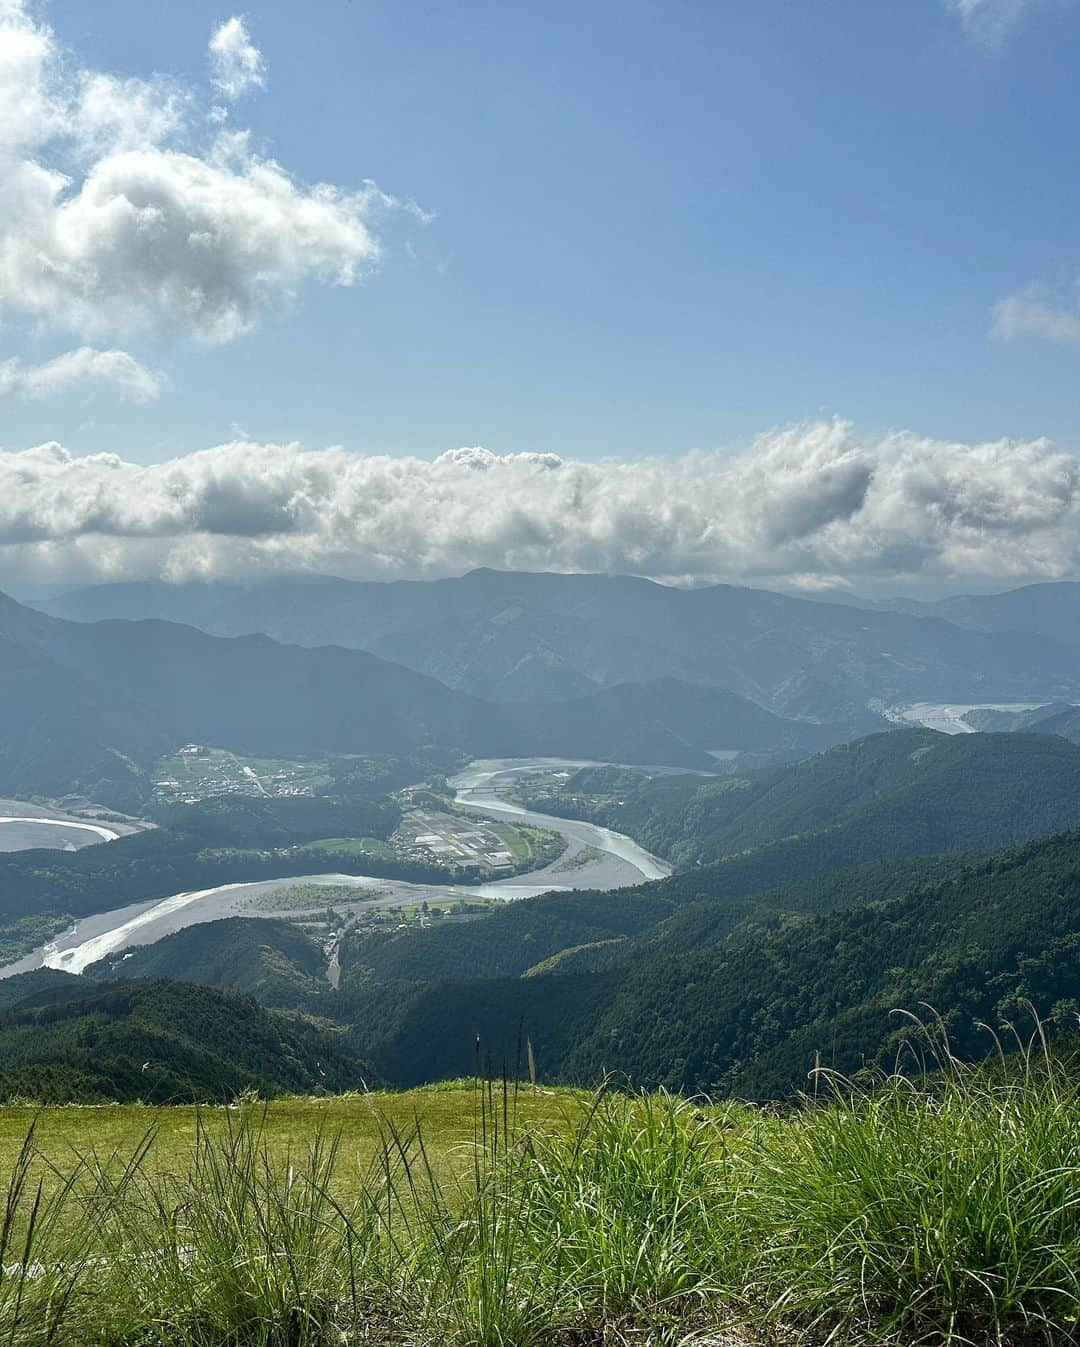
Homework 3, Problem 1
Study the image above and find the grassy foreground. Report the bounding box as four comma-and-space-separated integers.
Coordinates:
3, 1046, 1080, 1346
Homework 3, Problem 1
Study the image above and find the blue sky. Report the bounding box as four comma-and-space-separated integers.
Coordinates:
3, 0, 1080, 594
5, 0, 1079, 459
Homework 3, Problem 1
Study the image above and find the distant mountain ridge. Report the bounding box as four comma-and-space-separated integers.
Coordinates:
0, 589, 836, 804
880, 581, 1080, 649
38, 569, 1080, 721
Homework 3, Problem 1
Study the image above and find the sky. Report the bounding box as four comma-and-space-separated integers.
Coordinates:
3, 0, 1080, 596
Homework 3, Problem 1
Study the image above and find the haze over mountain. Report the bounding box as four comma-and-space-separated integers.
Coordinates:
36, 569, 1080, 723
0, 587, 839, 804
879, 582, 1080, 650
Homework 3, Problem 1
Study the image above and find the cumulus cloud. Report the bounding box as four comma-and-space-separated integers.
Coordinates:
0, 1, 398, 347
992, 293, 1080, 344
0, 347, 161, 401
3, 422, 1080, 594
209, 17, 267, 101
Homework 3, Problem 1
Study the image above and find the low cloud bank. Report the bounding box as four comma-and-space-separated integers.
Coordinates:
3, 420, 1079, 596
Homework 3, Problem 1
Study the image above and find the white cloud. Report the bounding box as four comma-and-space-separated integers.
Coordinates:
0, 2, 400, 347
0, 348, 162, 401
944, 0, 1042, 43
991, 293, 1080, 344
72, 73, 190, 158
2, 421, 1080, 594
208, 17, 266, 102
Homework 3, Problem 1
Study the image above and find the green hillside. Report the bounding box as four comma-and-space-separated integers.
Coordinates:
89, 917, 331, 1005
0, 975, 375, 1103
528, 728, 1080, 865
330, 825, 1080, 1096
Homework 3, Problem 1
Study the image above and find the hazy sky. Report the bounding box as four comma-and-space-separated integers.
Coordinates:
3, 0, 1080, 595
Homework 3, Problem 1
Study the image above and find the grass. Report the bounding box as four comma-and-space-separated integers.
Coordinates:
241, 883, 388, 912
295, 836, 396, 860
0, 1082, 580, 1208
3, 1027, 1080, 1345
485, 820, 566, 870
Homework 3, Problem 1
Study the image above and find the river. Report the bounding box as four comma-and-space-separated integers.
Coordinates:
0, 758, 674, 979
884, 701, 1050, 734
0, 798, 123, 852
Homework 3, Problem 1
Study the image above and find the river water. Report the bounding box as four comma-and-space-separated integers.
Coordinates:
0, 798, 122, 852
884, 702, 1050, 734
0, 758, 674, 979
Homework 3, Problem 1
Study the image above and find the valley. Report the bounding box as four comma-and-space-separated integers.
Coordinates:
0, 757, 672, 980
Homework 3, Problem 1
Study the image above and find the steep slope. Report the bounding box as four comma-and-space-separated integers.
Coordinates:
0, 976, 376, 1102
1025, 705, 1080, 745
89, 917, 331, 1005
530, 729, 1080, 865
337, 826, 1080, 1097
38, 569, 1080, 720
562, 827, 1080, 1096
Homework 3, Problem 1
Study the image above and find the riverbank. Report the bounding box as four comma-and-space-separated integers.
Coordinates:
0, 759, 672, 979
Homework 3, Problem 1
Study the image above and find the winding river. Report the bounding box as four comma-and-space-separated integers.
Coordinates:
0, 758, 674, 979
0, 805, 121, 852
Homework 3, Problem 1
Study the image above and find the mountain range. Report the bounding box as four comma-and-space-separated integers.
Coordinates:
77, 726, 1080, 1098
0, 587, 841, 804
35, 569, 1080, 722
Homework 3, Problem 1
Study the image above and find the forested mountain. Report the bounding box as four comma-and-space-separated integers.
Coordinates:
561, 827, 1080, 1096
886, 581, 1080, 649
36, 568, 1080, 721
88, 918, 331, 1006
521, 729, 1080, 865
0, 589, 839, 803
332, 827, 1080, 1096
0, 975, 376, 1103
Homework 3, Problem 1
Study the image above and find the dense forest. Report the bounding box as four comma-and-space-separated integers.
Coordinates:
328, 827, 1080, 1093
524, 729, 1080, 865
88, 917, 331, 1007
0, 972, 375, 1103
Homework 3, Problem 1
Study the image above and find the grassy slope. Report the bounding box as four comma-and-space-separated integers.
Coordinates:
0, 1081, 584, 1205
3, 1066, 1080, 1345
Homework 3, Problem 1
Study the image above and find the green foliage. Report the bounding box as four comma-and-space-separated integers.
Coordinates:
336, 889, 675, 985
5, 1062, 1080, 1344
538, 728, 1080, 866
88, 917, 330, 1007
323, 823, 1080, 1098
0, 976, 375, 1103
560, 827, 1080, 1095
